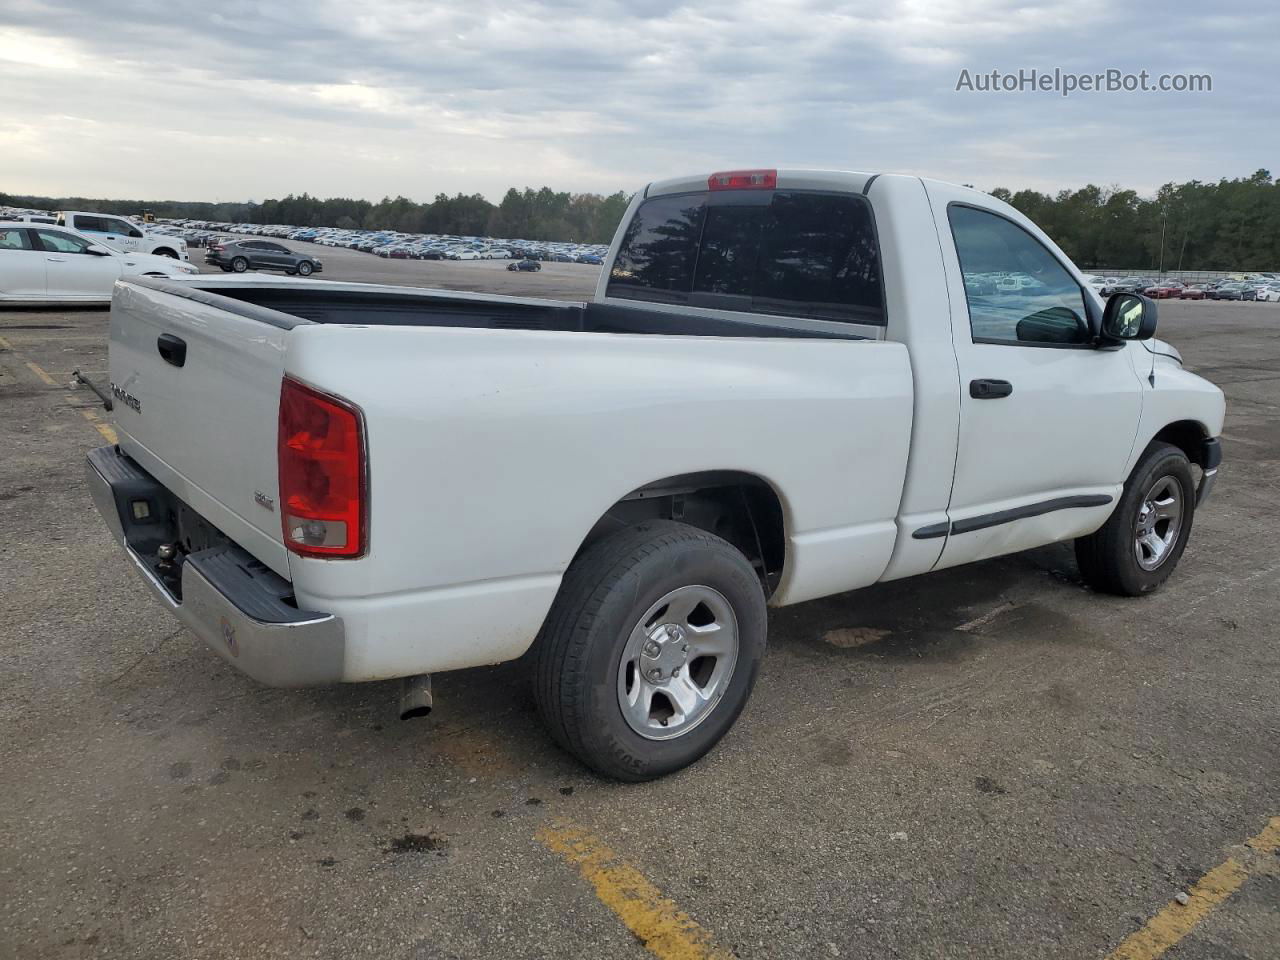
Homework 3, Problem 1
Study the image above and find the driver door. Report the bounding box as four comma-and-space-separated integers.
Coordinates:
101, 217, 144, 253
924, 185, 1145, 570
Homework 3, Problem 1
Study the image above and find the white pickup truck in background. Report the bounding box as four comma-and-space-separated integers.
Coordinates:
87, 168, 1225, 780
57, 211, 190, 261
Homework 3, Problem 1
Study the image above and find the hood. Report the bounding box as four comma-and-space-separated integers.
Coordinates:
1142, 337, 1182, 365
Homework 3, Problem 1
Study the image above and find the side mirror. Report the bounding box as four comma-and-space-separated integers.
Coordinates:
86, 244, 113, 256
1102, 293, 1157, 341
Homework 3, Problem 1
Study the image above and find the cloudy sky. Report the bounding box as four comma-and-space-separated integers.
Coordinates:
2, 0, 1277, 203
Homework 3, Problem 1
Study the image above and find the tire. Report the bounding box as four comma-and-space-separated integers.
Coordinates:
1075, 442, 1196, 596
153, 248, 177, 259
533, 520, 767, 781
231, 257, 249, 273
297, 261, 313, 277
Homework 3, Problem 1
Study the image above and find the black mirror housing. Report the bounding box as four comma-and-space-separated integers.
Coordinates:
1101, 292, 1157, 342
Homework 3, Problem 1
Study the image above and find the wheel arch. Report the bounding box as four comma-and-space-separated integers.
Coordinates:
1149, 419, 1213, 468
571, 470, 789, 599
151, 246, 177, 258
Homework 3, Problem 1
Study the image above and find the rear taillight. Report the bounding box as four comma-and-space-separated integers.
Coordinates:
708, 169, 777, 190
278, 377, 367, 558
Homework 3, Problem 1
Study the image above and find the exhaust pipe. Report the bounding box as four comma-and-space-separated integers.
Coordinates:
399, 674, 433, 720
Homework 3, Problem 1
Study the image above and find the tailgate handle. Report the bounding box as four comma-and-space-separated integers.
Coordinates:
157, 334, 187, 368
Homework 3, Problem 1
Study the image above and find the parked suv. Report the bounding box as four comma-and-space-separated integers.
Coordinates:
205, 239, 323, 276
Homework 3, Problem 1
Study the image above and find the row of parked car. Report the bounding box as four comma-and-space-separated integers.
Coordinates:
153, 219, 610, 266
1086, 274, 1280, 302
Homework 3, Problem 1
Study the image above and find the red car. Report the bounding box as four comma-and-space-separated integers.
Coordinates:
1179, 285, 1207, 300
1144, 281, 1184, 299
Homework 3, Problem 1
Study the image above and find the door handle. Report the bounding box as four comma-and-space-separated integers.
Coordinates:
970, 378, 1013, 399
46, 256, 69, 262
157, 333, 187, 368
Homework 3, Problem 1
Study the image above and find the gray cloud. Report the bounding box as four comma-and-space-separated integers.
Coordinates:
2, 0, 1276, 203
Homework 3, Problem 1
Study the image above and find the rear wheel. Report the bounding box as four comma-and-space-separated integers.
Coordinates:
297, 261, 314, 277
1075, 442, 1196, 596
231, 257, 248, 273
534, 520, 767, 781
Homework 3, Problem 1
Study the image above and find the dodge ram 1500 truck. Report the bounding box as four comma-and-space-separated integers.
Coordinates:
87, 169, 1225, 781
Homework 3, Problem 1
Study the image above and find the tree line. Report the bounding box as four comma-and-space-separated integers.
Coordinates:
0, 186, 631, 245
987, 169, 1278, 271
4, 170, 1276, 269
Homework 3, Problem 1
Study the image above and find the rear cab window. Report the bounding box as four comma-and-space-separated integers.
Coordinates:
607, 189, 885, 326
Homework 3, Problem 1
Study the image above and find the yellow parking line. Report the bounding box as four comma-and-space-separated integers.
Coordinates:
1104, 815, 1280, 960
0, 334, 12, 350
25, 360, 59, 386
76, 404, 118, 445
537, 821, 733, 960
8, 344, 116, 443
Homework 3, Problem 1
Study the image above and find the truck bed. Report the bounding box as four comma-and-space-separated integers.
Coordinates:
128, 276, 868, 341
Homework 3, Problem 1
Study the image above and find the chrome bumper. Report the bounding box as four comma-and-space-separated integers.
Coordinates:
1196, 468, 1218, 507
1196, 437, 1222, 508
86, 446, 345, 687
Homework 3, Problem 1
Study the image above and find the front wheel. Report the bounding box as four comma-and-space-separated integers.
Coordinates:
153, 248, 178, 259
297, 261, 313, 276
533, 520, 767, 781
1075, 442, 1196, 596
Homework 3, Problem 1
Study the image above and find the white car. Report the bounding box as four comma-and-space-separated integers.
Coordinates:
0, 222, 198, 304
1256, 285, 1280, 302
57, 211, 190, 261
87, 168, 1225, 782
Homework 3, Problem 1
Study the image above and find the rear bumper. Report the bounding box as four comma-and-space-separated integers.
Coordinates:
86, 445, 345, 687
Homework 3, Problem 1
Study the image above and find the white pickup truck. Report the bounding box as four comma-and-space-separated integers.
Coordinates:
57, 211, 190, 261
87, 169, 1225, 780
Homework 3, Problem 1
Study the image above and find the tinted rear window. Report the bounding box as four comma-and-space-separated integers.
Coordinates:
607, 190, 884, 325
606, 194, 705, 304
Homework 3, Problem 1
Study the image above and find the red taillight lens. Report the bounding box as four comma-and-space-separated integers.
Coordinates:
278, 377, 367, 558
708, 169, 777, 190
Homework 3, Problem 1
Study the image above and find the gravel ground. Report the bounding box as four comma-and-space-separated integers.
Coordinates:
1, 254, 1277, 960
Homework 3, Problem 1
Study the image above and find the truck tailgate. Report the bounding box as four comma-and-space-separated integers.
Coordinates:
107, 280, 291, 577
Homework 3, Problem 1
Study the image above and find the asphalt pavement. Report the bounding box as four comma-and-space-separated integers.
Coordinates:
1, 253, 1276, 960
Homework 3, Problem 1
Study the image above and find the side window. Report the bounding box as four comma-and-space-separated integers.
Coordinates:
106, 219, 142, 238
73, 216, 108, 233
948, 205, 1090, 345
34, 229, 93, 254
0, 228, 32, 251
607, 195, 705, 304
608, 190, 886, 325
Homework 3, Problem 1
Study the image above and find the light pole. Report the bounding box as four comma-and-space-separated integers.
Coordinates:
1158, 204, 1168, 275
